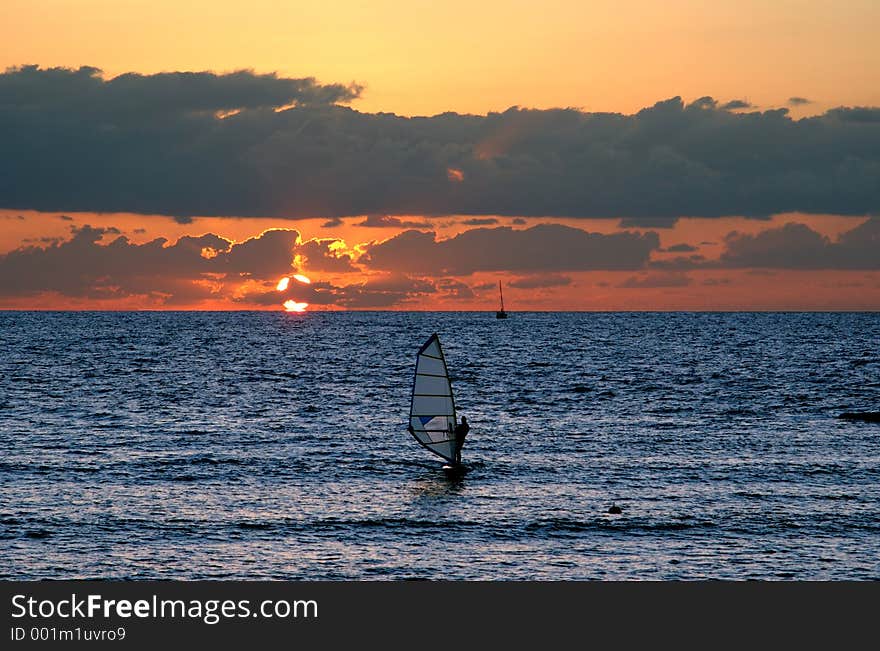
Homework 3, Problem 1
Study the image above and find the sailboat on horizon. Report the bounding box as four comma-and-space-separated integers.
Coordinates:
496, 281, 508, 319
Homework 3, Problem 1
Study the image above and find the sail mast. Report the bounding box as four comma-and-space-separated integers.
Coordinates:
496, 280, 508, 318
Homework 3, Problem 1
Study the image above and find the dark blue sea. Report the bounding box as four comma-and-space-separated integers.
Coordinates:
2, 311, 879, 580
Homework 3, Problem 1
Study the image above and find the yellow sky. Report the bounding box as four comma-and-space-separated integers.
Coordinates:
5, 0, 879, 117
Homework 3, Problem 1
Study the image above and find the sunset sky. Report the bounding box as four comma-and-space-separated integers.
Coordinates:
2, 0, 878, 310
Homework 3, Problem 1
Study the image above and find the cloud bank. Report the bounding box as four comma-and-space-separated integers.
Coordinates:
2, 66, 880, 219
360, 225, 659, 275
720, 217, 880, 269
651, 217, 880, 271
0, 220, 661, 306
1, 216, 877, 307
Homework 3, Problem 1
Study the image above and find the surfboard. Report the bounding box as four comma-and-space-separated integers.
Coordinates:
442, 463, 466, 477
408, 333, 459, 465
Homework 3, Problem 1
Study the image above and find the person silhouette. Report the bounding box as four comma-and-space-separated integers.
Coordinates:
453, 415, 470, 465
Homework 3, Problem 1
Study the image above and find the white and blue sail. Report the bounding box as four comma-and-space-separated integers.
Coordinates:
408, 333, 457, 462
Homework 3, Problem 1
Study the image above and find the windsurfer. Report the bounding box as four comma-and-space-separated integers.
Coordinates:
453, 415, 469, 465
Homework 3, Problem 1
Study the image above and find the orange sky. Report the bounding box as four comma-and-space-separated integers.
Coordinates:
2, 210, 877, 311
1, 1, 879, 310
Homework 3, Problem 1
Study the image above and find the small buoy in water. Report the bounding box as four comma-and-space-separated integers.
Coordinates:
607, 504, 622, 514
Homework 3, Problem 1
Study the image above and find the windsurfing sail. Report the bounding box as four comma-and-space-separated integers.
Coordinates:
408, 333, 457, 462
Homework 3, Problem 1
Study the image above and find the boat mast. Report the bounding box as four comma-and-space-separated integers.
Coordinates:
499, 280, 504, 311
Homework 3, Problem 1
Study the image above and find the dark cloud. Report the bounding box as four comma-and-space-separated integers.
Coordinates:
322, 217, 344, 228
825, 107, 880, 123
1, 65, 361, 116
788, 97, 812, 106
619, 217, 679, 229
665, 243, 698, 252
512, 218, 527, 225
0, 222, 452, 307
297, 238, 357, 273
435, 278, 475, 300
328, 274, 436, 308
58, 214, 73, 221
357, 215, 432, 228
0, 65, 362, 218
688, 96, 717, 110
721, 100, 753, 110
719, 218, 880, 269
460, 217, 499, 226
648, 217, 880, 271
0, 226, 307, 301
508, 274, 572, 289
0, 225, 230, 298
219, 228, 299, 278
619, 272, 692, 288
2, 67, 878, 219
649, 254, 708, 270
361, 224, 659, 275
173, 215, 195, 224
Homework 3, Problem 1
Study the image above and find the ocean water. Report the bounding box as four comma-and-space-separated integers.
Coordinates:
1, 311, 879, 580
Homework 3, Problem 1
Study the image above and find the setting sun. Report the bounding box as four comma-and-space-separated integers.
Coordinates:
283, 300, 308, 312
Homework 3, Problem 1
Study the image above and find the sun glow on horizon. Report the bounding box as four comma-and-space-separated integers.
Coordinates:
277, 275, 311, 311
283, 300, 309, 312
